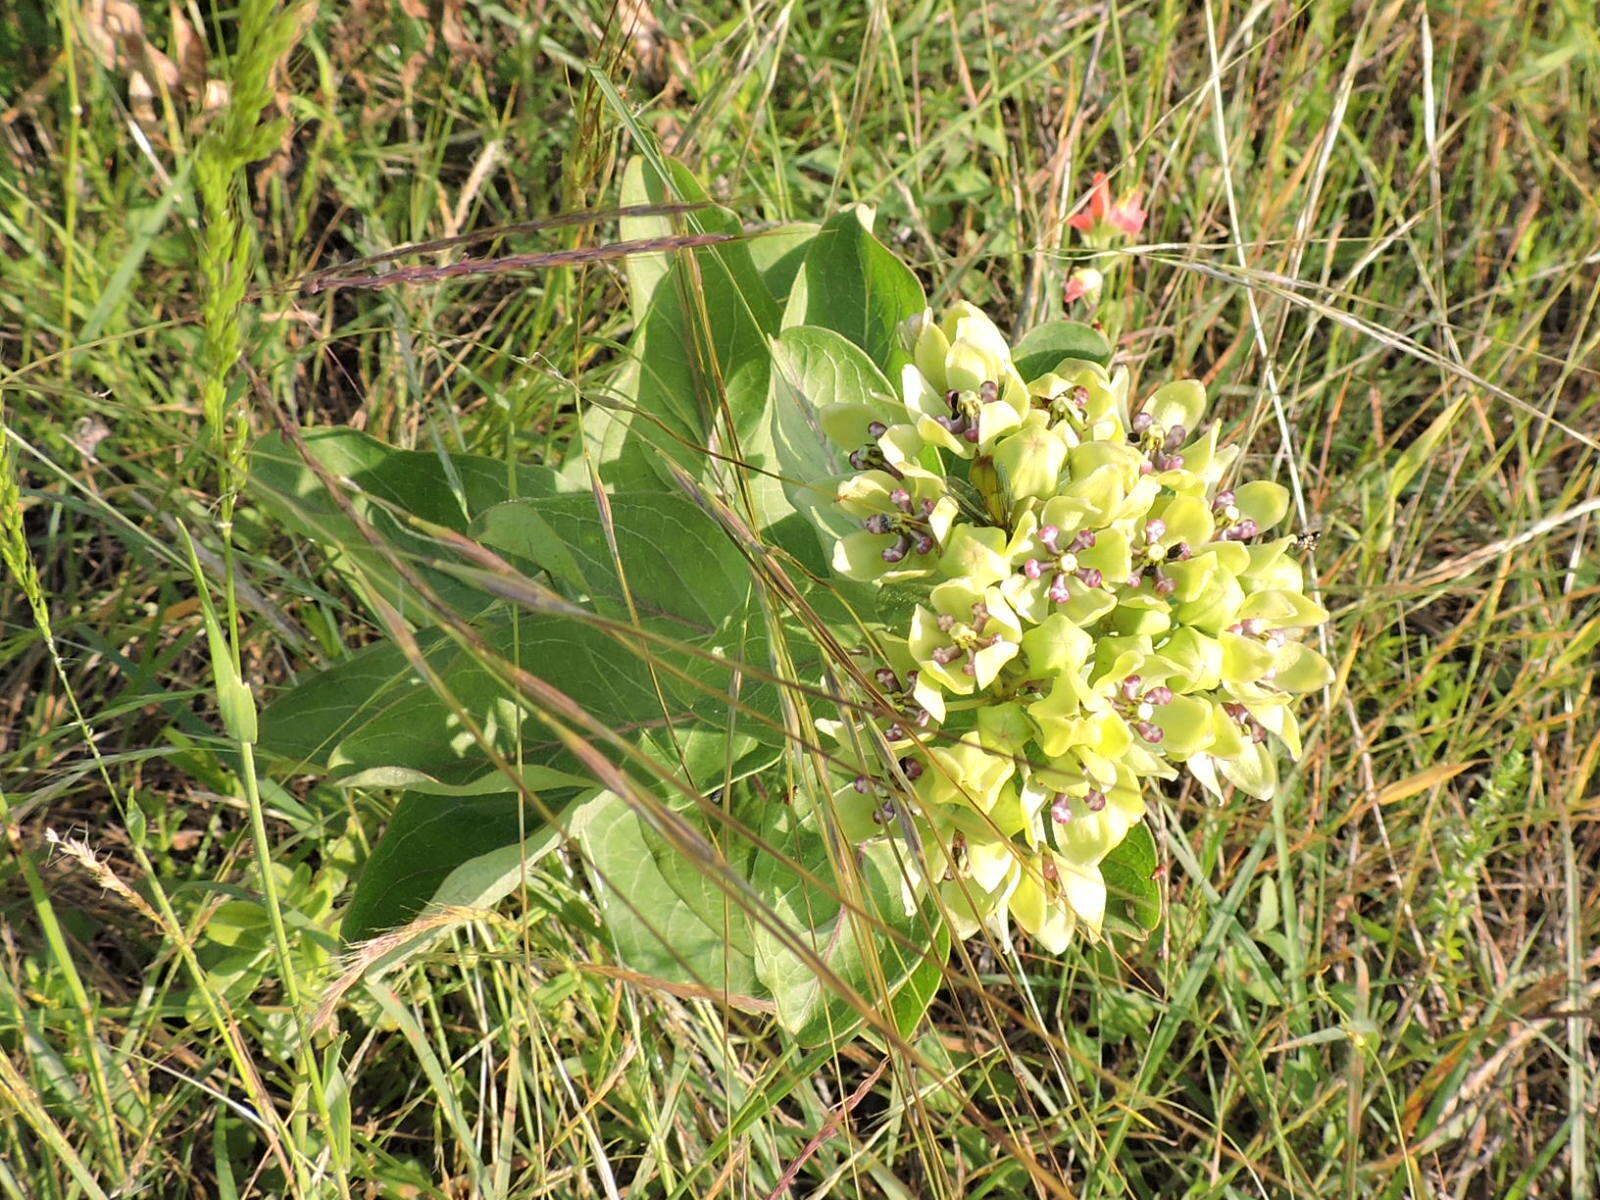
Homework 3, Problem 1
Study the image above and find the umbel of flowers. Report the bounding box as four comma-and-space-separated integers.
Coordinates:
820, 303, 1331, 952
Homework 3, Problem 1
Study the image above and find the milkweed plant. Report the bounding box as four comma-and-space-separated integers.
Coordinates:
251, 158, 1331, 1043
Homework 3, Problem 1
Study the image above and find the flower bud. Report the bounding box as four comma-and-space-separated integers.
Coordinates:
1063, 267, 1104, 307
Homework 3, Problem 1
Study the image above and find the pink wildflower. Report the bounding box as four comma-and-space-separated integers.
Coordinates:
1066, 172, 1112, 232
1067, 172, 1147, 237
1107, 192, 1146, 235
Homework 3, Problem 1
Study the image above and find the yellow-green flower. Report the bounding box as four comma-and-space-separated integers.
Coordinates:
822, 299, 1330, 953
899, 305, 1031, 458
910, 581, 1023, 697
832, 468, 958, 582
992, 411, 1070, 509
1009, 850, 1106, 953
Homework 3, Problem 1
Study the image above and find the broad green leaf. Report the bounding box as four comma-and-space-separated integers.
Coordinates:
256, 636, 421, 772
427, 818, 571, 911
751, 816, 934, 1047
744, 324, 927, 619
1010, 320, 1113, 378
252, 428, 565, 624
570, 790, 762, 998
782, 207, 926, 374
253, 427, 564, 536
572, 155, 780, 495
474, 491, 752, 630
616, 156, 743, 316
259, 467, 781, 791
1100, 820, 1161, 933
329, 762, 592, 796
747, 223, 819, 304
887, 927, 950, 1039
343, 790, 580, 940
258, 609, 776, 792
562, 378, 653, 498
563, 159, 699, 494
258, 436, 787, 946
767, 325, 900, 550
570, 788, 942, 1045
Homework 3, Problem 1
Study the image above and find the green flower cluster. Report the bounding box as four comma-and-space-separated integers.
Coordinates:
821, 303, 1332, 952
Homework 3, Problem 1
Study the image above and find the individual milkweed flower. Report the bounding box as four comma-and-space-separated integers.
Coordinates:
1023, 651, 1163, 783
938, 522, 1032, 590
1113, 499, 1211, 616
818, 389, 911, 473
920, 757, 1047, 937
1162, 543, 1248, 634
900, 305, 1031, 458
1059, 445, 1160, 527
1018, 630, 1164, 778
1024, 762, 1147, 863
847, 639, 947, 733
904, 303, 1015, 389
1217, 682, 1314, 762
1193, 743, 1275, 800
913, 735, 1017, 815
1130, 379, 1207, 460
852, 727, 1032, 933
1067, 171, 1147, 239
1028, 360, 1134, 442
1148, 422, 1240, 496
827, 771, 904, 846
902, 369, 1027, 460
832, 468, 958, 582
1240, 535, 1309, 594
1002, 518, 1129, 627
1219, 480, 1292, 541
929, 819, 1024, 938
936, 857, 1018, 941
1127, 676, 1219, 761
1008, 849, 1105, 953
909, 579, 1023, 697
1012, 751, 1152, 955
1218, 586, 1332, 705
991, 411, 1071, 508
